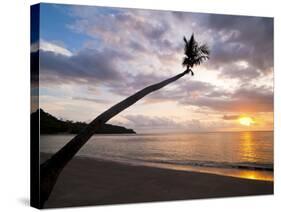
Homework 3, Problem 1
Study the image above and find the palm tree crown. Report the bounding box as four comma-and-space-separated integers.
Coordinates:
182, 34, 210, 75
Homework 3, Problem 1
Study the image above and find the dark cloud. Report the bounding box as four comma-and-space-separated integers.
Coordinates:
146, 79, 216, 103
69, 7, 178, 59
222, 115, 239, 120
142, 21, 168, 41
72, 96, 110, 104
210, 40, 251, 68
218, 63, 261, 80
205, 90, 230, 98
39, 48, 131, 84
205, 15, 273, 79
128, 40, 147, 52
106, 72, 173, 97
105, 72, 217, 103
180, 86, 273, 112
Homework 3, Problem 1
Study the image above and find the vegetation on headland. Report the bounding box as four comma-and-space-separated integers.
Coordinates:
32, 109, 136, 134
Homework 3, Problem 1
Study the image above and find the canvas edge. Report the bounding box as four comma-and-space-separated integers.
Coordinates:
30, 3, 41, 209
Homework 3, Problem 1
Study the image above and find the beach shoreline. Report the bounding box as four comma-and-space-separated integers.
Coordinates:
41, 153, 273, 208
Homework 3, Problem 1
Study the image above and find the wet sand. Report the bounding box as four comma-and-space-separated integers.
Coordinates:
42, 153, 273, 208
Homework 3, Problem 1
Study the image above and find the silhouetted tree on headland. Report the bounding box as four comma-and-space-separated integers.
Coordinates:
39, 34, 210, 208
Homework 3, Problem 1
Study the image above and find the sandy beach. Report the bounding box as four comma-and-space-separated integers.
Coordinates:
41, 153, 273, 208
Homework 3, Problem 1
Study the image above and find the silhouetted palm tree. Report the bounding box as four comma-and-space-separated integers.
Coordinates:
39, 34, 210, 208
182, 34, 210, 76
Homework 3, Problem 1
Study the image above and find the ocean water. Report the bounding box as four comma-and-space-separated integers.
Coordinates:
40, 131, 273, 181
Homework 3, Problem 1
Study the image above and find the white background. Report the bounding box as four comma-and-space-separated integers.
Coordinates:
0, 0, 280, 211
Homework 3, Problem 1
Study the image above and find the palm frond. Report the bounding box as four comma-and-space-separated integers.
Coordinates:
183, 36, 188, 44
193, 55, 209, 66
198, 44, 210, 55
182, 33, 210, 71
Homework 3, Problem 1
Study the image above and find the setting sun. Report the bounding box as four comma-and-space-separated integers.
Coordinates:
239, 117, 255, 126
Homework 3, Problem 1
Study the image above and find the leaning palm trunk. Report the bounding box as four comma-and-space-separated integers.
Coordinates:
40, 69, 190, 207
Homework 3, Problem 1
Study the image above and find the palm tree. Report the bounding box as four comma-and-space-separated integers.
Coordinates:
182, 34, 210, 76
39, 34, 210, 208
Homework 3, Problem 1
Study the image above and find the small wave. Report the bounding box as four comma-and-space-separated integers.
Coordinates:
103, 155, 274, 172
162, 160, 273, 171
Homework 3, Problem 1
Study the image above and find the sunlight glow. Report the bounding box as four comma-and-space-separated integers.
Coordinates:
239, 117, 255, 126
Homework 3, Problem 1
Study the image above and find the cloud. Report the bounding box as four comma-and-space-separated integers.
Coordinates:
39, 47, 130, 85
222, 115, 239, 120
31, 41, 39, 53
145, 79, 217, 103
218, 61, 260, 80
124, 114, 181, 129
180, 86, 273, 112
68, 7, 273, 87
68, 8, 167, 47
68, 7, 182, 66
38, 43, 273, 115
37, 6, 273, 126
40, 40, 73, 56
72, 96, 110, 104
205, 15, 273, 79
121, 114, 239, 133
123, 114, 207, 132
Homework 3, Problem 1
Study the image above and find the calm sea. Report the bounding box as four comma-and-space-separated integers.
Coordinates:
40, 131, 273, 181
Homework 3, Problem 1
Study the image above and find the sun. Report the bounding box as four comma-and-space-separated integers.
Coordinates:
238, 117, 254, 126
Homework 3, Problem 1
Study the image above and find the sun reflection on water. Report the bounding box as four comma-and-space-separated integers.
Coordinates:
239, 132, 257, 163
